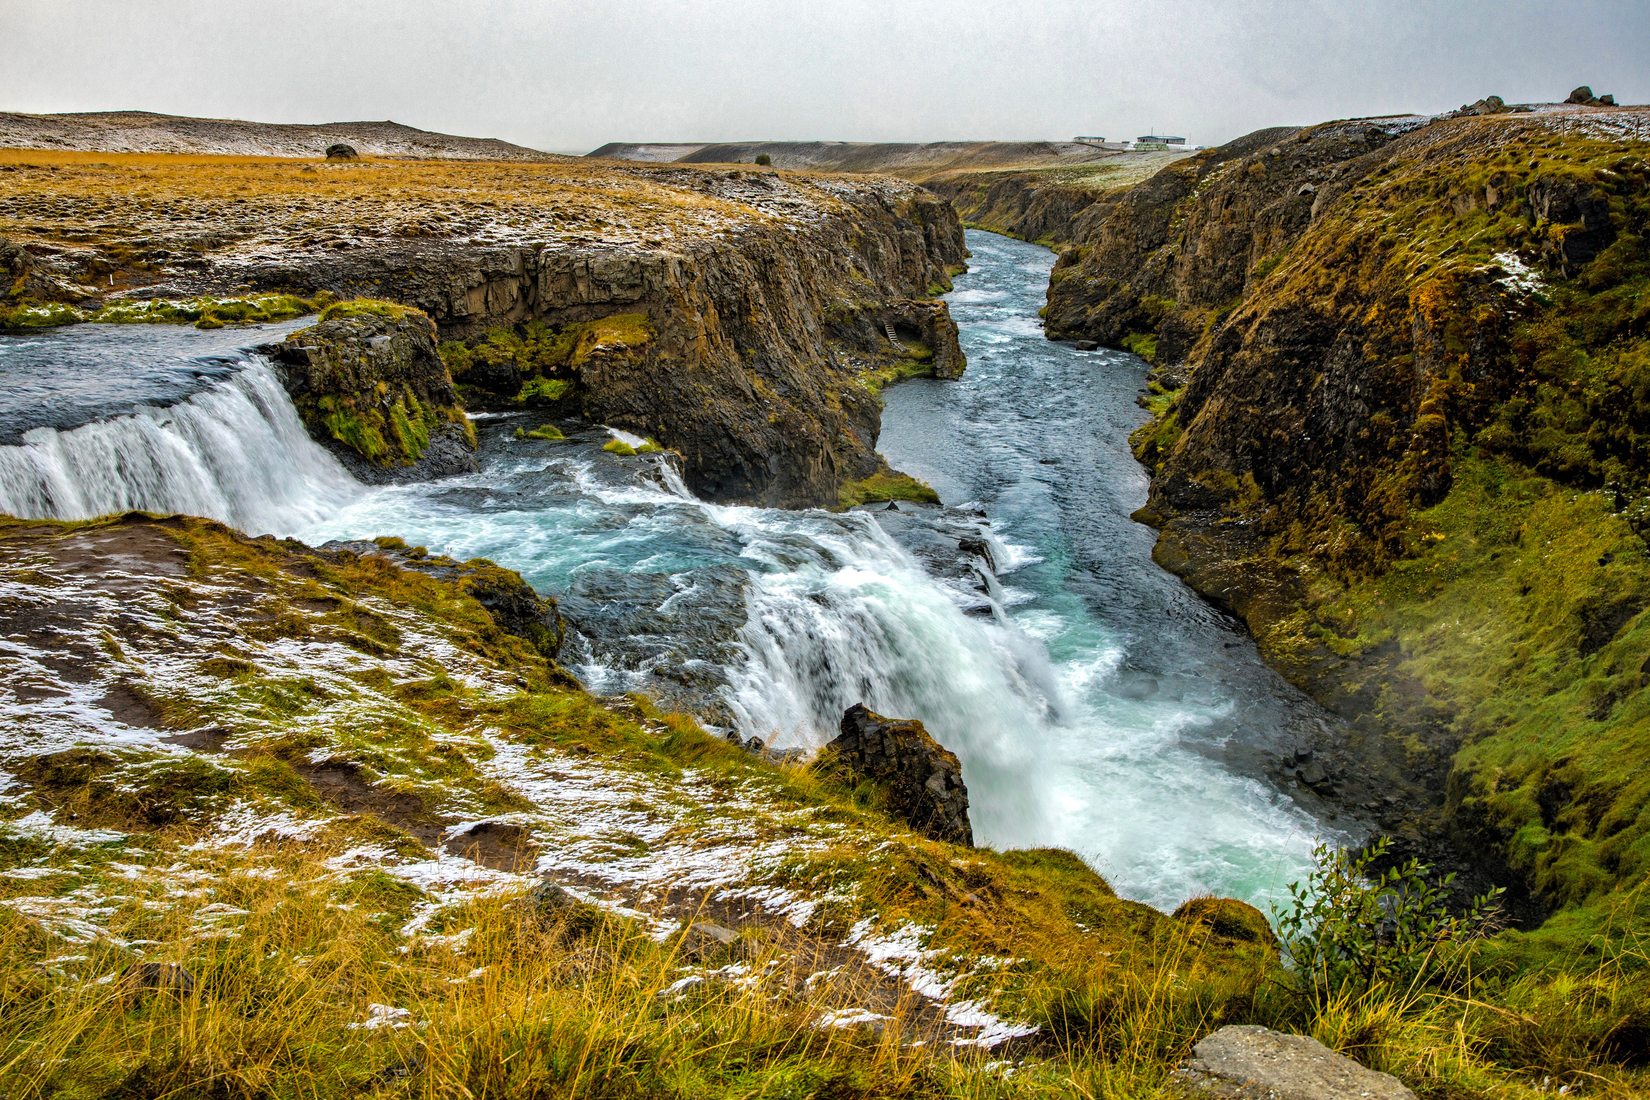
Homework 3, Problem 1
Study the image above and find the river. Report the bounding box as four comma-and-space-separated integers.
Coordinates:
0, 230, 1343, 912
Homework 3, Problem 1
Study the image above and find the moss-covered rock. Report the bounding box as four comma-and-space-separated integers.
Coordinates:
836, 464, 941, 509
269, 301, 475, 481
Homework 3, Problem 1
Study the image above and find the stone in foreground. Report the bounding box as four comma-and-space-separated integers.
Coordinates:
819, 704, 973, 846
1175, 1025, 1417, 1100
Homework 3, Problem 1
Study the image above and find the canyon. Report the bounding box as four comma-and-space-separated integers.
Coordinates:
3, 99, 1650, 1096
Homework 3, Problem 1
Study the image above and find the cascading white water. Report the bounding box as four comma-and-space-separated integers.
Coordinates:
0, 360, 360, 535
715, 505, 1064, 836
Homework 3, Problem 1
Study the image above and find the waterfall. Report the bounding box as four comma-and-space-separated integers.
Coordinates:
0, 358, 361, 535
718, 505, 1068, 842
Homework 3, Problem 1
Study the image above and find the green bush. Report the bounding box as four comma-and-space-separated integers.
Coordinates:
1276, 837, 1503, 1002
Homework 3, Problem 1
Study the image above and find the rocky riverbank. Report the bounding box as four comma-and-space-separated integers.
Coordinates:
0, 146, 964, 507
1050, 99, 1650, 925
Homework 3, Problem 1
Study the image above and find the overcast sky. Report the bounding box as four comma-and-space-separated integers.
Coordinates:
2, 0, 1645, 154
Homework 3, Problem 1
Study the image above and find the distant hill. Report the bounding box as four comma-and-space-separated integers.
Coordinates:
0, 110, 564, 160
587, 140, 1137, 178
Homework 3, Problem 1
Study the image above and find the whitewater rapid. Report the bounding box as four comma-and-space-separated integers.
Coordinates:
0, 359, 360, 533
0, 237, 1344, 910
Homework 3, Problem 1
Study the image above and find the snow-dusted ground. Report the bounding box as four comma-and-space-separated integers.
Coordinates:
0, 519, 1038, 1047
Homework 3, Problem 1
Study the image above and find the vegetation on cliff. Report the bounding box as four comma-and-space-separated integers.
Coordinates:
1078, 105, 1650, 1087
271, 301, 475, 477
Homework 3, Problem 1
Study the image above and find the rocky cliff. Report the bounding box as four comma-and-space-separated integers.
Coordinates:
0, 148, 965, 507
1063, 103, 1650, 921
919, 150, 1192, 248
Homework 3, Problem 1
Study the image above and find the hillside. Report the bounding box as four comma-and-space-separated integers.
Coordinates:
587, 139, 1194, 248
1048, 101, 1650, 926
587, 139, 1128, 174
0, 110, 561, 160
0, 511, 1282, 1095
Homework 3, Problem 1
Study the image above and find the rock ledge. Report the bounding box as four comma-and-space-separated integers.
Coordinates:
818, 704, 972, 845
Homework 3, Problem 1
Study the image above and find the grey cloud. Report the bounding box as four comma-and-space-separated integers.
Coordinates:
2, 0, 1645, 153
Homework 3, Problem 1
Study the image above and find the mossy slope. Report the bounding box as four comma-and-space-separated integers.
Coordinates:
1102, 106, 1650, 932
0, 513, 1286, 1095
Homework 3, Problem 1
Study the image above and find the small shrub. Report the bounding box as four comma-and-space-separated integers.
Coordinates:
1276, 837, 1504, 1003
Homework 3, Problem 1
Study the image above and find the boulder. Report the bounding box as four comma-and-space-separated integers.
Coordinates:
267, 305, 477, 482
325, 142, 359, 161
1453, 95, 1518, 117
817, 704, 973, 845
1174, 1025, 1417, 1100
1565, 86, 1616, 107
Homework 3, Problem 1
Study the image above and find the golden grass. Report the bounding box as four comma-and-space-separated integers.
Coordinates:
0, 148, 830, 262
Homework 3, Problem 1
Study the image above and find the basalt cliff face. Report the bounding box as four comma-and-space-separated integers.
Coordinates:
0, 150, 964, 507
1066, 104, 1650, 922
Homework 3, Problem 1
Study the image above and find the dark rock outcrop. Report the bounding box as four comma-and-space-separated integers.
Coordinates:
1567, 85, 1617, 107
267, 306, 477, 483
1174, 1025, 1417, 1099
887, 298, 966, 379
1, 236, 28, 295
247, 181, 963, 508
325, 142, 359, 161
817, 704, 972, 845
1, 235, 90, 305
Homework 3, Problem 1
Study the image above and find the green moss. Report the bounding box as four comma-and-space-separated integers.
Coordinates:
602, 439, 636, 456
858, 342, 939, 396
1120, 332, 1158, 361
515, 423, 565, 441
837, 467, 941, 509
313, 385, 444, 469
2, 294, 319, 332
318, 298, 422, 323
515, 376, 569, 404
443, 313, 652, 401
0, 300, 83, 329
